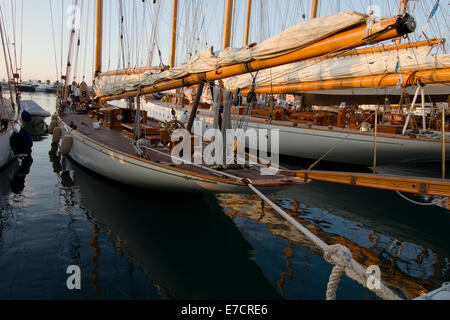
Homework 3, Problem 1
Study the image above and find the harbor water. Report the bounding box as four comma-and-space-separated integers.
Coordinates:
0, 93, 449, 300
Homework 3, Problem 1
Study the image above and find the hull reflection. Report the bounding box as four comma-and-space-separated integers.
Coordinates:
51, 149, 281, 299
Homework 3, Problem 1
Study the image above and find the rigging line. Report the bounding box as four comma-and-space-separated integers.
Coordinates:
0, 5, 15, 82
61, 0, 64, 81
396, 191, 447, 206
49, 0, 60, 80
0, 7, 15, 107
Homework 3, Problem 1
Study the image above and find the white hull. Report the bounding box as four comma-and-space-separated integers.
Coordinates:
0, 126, 14, 169
58, 118, 286, 194
143, 100, 450, 166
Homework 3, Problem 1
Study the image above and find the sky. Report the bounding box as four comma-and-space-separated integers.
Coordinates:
0, 0, 448, 85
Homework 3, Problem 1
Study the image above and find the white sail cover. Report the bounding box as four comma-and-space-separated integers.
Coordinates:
222, 46, 450, 90
94, 11, 368, 98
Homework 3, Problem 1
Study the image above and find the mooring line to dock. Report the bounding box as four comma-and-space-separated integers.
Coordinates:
246, 182, 402, 300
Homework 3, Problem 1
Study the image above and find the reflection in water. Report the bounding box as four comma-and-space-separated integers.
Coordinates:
0, 159, 20, 198
0, 155, 33, 196
10, 155, 33, 194
89, 224, 101, 298
217, 194, 450, 300
277, 241, 294, 299
47, 148, 281, 299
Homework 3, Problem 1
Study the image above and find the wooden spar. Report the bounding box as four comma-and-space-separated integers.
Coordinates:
223, 0, 234, 49
311, 0, 319, 19
240, 68, 450, 95
99, 15, 416, 102
244, 0, 252, 46
170, 0, 178, 68
93, 38, 443, 78
97, 66, 166, 77
397, 0, 409, 44
94, 0, 103, 76
294, 170, 450, 198
321, 38, 442, 60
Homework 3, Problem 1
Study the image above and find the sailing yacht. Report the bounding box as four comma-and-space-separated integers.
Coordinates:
53, 0, 315, 193
100, 0, 449, 166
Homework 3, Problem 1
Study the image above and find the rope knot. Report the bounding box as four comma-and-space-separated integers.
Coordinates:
324, 244, 353, 267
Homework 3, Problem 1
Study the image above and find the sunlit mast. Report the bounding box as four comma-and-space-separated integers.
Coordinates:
170, 0, 178, 68
244, 0, 252, 46
223, 0, 233, 49
94, 0, 103, 76
311, 0, 319, 19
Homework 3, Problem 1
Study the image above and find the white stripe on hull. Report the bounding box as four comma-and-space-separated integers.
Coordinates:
143, 101, 450, 166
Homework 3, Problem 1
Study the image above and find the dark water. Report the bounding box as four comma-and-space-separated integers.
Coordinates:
0, 92, 449, 300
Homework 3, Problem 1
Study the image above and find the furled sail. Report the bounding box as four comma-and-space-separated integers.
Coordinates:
222, 47, 450, 90
94, 11, 367, 98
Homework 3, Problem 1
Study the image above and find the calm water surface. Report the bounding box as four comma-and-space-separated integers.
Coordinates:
0, 92, 449, 300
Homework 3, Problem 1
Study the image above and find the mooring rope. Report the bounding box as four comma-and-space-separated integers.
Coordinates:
247, 183, 403, 300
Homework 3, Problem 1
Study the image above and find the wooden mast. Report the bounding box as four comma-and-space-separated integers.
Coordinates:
244, 0, 252, 46
223, 0, 233, 49
99, 15, 416, 102
170, 0, 178, 68
397, 0, 409, 44
311, 0, 319, 19
94, 0, 103, 77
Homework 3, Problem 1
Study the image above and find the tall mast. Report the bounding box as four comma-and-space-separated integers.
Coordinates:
311, 0, 319, 19
170, 0, 178, 68
397, 0, 408, 44
244, 0, 252, 46
63, 0, 79, 105
223, 0, 233, 49
94, 0, 103, 76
